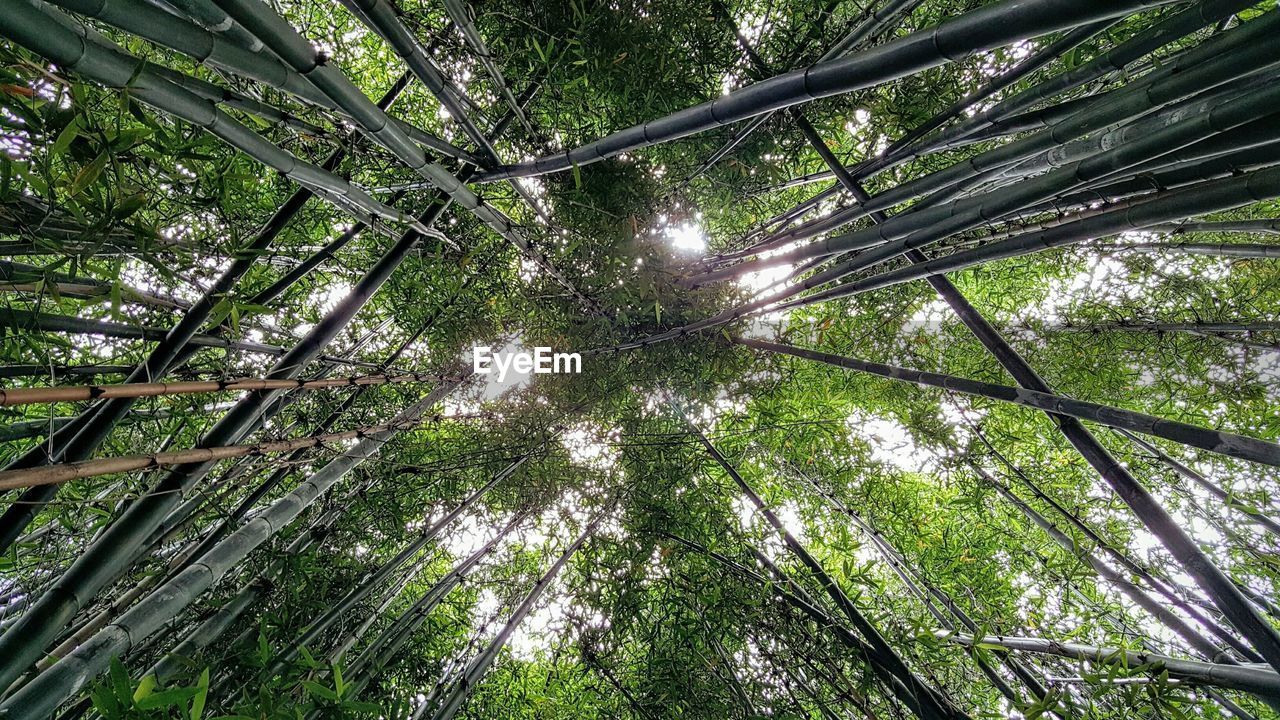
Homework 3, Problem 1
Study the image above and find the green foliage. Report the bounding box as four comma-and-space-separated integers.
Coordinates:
2, 1, 1279, 719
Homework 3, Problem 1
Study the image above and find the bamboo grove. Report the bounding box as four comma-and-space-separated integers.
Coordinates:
1, 0, 1279, 716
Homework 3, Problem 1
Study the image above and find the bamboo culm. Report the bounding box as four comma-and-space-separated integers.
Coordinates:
736, 337, 1280, 466
938, 632, 1280, 700
789, 164, 1280, 309
475, 0, 1171, 182
881, 0, 1256, 175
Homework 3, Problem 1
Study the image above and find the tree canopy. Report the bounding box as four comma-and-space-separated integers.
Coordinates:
1, 0, 1280, 718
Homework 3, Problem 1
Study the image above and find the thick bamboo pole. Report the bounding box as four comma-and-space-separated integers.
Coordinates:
858, 0, 1256, 183
938, 632, 1280, 700
154, 0, 263, 53
1103, 242, 1280, 258
786, 165, 1280, 309
476, 0, 1172, 182
735, 337, 1280, 468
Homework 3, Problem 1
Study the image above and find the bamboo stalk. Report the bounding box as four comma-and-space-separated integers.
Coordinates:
762, 16, 1116, 219
785, 462, 1051, 705
476, 0, 1170, 182
735, 337, 1280, 468
1103, 242, 1280, 258
970, 423, 1265, 659
338, 0, 493, 161
937, 632, 1280, 700
153, 0, 264, 53
0, 414, 454, 490
1116, 430, 1280, 539
605, 153, 1280, 354
680, 0, 911, 188
1, 260, 190, 309
438, 0, 533, 136
786, 164, 1280, 309
864, 0, 1256, 181
978, 465, 1244, 664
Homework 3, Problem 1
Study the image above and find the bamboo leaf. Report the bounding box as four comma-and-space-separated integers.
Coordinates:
69, 153, 108, 197
51, 117, 80, 157
108, 657, 132, 706
132, 673, 157, 703
301, 681, 338, 702
190, 668, 209, 720
135, 687, 197, 710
